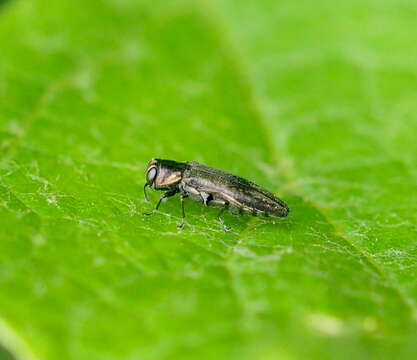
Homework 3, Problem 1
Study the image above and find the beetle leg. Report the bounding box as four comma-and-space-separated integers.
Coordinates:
218, 205, 232, 232
200, 192, 213, 206
177, 194, 188, 230
143, 189, 178, 216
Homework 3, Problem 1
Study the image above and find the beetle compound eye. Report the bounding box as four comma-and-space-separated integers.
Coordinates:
147, 167, 157, 184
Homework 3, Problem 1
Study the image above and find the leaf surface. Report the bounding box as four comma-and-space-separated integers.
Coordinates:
0, 0, 416, 359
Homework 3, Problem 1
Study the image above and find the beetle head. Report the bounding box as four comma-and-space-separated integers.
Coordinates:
145, 159, 186, 191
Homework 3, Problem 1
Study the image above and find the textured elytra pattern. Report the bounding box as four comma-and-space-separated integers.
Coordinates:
1, 0, 417, 359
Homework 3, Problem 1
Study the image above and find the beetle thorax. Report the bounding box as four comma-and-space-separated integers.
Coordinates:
154, 166, 183, 189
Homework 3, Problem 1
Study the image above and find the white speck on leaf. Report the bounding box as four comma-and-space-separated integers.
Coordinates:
306, 313, 344, 337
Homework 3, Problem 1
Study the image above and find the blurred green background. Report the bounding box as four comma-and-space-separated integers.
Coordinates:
1, 0, 417, 359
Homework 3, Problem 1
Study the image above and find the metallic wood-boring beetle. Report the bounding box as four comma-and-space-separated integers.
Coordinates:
143, 159, 289, 230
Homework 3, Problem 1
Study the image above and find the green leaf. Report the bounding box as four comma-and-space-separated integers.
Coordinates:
1, 0, 416, 359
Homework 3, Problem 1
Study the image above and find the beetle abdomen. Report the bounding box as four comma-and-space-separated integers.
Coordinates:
183, 163, 289, 218
223, 190, 289, 218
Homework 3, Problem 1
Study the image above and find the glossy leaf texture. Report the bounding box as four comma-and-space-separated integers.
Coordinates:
0, 0, 416, 359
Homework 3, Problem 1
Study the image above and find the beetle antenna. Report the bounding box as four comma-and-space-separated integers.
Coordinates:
143, 183, 150, 202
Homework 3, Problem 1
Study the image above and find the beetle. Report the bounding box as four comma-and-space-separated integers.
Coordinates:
143, 158, 289, 230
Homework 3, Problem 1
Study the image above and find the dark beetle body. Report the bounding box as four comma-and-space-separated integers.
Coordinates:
144, 159, 289, 228
182, 162, 289, 217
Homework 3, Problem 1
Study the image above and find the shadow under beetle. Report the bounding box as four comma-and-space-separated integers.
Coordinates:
143, 159, 289, 231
